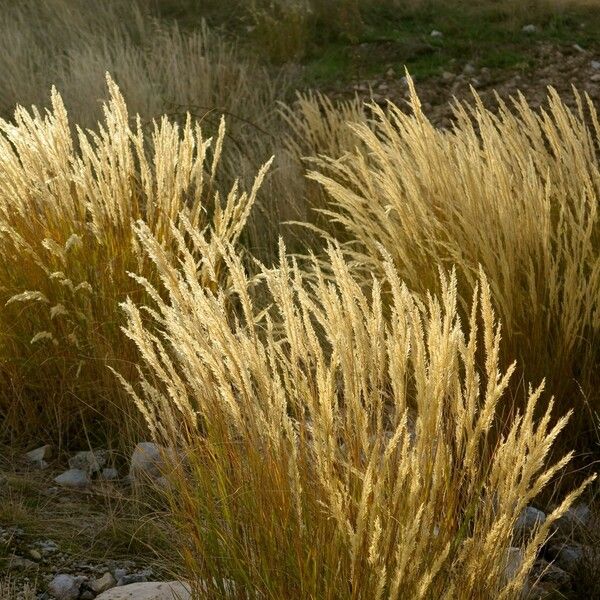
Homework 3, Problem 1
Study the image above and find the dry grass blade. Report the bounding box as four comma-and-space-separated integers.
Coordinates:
119, 227, 594, 599
306, 77, 600, 446
0, 76, 270, 445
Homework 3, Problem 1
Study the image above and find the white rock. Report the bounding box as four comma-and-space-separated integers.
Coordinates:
69, 450, 107, 473
91, 572, 117, 594
515, 506, 546, 537
101, 467, 119, 481
524, 582, 552, 600
113, 568, 128, 581
504, 547, 524, 582
25, 444, 52, 468
25, 444, 53, 461
554, 544, 584, 571
569, 503, 591, 525
591, 60, 600, 70
54, 468, 90, 488
155, 476, 171, 490
95, 581, 191, 600
430, 30, 443, 38
38, 539, 59, 555
130, 442, 161, 478
7, 555, 37, 570
48, 574, 86, 600
522, 24, 538, 34
117, 571, 151, 586
129, 442, 174, 481
556, 503, 592, 533
537, 561, 570, 586
573, 43, 586, 53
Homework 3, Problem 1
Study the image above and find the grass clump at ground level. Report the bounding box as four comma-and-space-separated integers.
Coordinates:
120, 227, 593, 598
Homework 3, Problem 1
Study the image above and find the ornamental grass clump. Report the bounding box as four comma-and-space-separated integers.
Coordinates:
0, 76, 270, 444
119, 224, 592, 599
0, 1, 282, 131
307, 78, 600, 440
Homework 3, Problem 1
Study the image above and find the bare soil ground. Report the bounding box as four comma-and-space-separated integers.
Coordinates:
0, 448, 172, 598
321, 41, 600, 127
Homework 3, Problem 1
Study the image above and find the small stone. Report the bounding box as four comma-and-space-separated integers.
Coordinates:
91, 572, 117, 594
385, 67, 395, 78
442, 71, 455, 82
95, 582, 191, 600
556, 503, 592, 534
522, 24, 538, 34
38, 540, 59, 555
69, 450, 107, 474
48, 574, 86, 600
117, 571, 151, 586
463, 63, 476, 75
591, 60, 600, 70
25, 445, 52, 469
113, 569, 128, 581
100, 467, 119, 481
515, 506, 546, 538
570, 502, 591, 524
504, 547, 523, 582
532, 557, 572, 587
55, 468, 90, 488
550, 544, 584, 571
430, 30, 443, 38
129, 442, 172, 481
117, 573, 148, 587
573, 43, 586, 53
7, 555, 37, 570
155, 476, 170, 489
591, 74, 600, 82
25, 444, 53, 462
541, 563, 571, 587
525, 582, 553, 599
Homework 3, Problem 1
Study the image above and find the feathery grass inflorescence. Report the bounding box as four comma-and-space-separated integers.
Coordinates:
0, 1, 282, 132
280, 91, 369, 162
0, 0, 300, 263
119, 225, 592, 599
307, 78, 600, 442
0, 77, 271, 444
